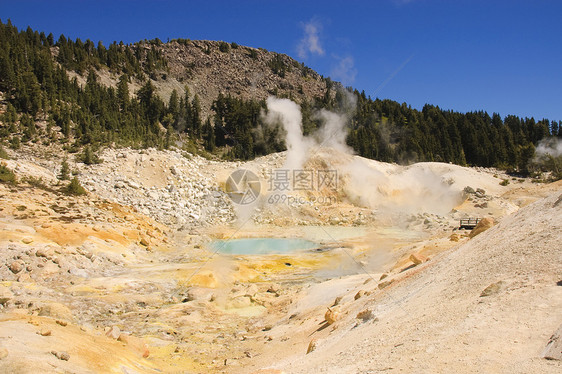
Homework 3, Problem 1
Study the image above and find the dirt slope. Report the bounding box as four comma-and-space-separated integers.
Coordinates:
269, 190, 562, 373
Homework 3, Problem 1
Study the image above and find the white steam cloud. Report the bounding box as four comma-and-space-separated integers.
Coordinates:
315, 109, 353, 153
264, 93, 462, 216
535, 137, 562, 157
297, 19, 325, 59
264, 97, 313, 170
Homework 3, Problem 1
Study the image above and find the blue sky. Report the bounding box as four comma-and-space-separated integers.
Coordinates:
1, 0, 561, 121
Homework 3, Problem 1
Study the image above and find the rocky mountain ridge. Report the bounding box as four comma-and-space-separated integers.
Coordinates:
65, 39, 332, 119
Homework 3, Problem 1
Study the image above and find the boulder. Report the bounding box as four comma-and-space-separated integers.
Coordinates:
306, 338, 318, 354
118, 333, 150, 358
8, 261, 24, 274
0, 285, 12, 305
332, 296, 342, 306
35, 247, 55, 258
38, 303, 73, 321
185, 287, 215, 302
324, 307, 340, 325
51, 351, 70, 361
409, 253, 428, 265
356, 309, 377, 322
38, 328, 52, 336
480, 281, 505, 297
449, 233, 461, 242
469, 217, 495, 238
378, 280, 393, 289
105, 325, 121, 339
543, 324, 562, 361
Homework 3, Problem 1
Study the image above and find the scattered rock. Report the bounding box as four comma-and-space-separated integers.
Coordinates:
378, 280, 393, 290
0, 285, 13, 305
38, 328, 52, 336
324, 307, 340, 325
543, 324, 562, 361
332, 296, 342, 306
35, 247, 55, 258
409, 253, 428, 265
354, 290, 365, 300
307, 338, 318, 354
185, 287, 215, 302
51, 350, 70, 361
266, 284, 280, 294
356, 309, 377, 322
105, 325, 121, 339
469, 217, 495, 238
449, 233, 460, 242
38, 303, 73, 321
554, 194, 562, 208
379, 273, 388, 280
139, 237, 150, 247
228, 295, 253, 309
0, 347, 8, 360
22, 237, 33, 244
17, 273, 31, 282
8, 261, 24, 274
463, 186, 475, 194
118, 333, 150, 358
56, 320, 68, 327
480, 281, 505, 297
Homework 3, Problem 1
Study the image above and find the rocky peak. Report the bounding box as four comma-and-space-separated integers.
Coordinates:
156, 39, 330, 117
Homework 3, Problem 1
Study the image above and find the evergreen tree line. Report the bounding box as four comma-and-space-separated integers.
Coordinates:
0, 19, 194, 150
0, 19, 560, 174
346, 91, 560, 170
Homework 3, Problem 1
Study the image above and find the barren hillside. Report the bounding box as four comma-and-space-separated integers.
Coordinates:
0, 142, 560, 373
267, 188, 562, 373
65, 39, 331, 119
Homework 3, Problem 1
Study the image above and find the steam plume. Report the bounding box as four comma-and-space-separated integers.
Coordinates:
536, 137, 562, 157
264, 92, 462, 215
264, 97, 312, 170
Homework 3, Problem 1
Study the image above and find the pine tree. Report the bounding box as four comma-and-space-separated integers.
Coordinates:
65, 176, 87, 195
59, 158, 70, 180
203, 118, 215, 151
117, 73, 129, 111
191, 95, 202, 137
168, 89, 179, 117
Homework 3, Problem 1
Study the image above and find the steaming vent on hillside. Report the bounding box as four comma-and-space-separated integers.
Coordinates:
263, 96, 464, 216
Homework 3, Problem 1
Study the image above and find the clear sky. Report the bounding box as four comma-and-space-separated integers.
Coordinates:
1, 0, 561, 121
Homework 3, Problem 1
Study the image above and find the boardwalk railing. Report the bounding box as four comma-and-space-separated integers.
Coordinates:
459, 218, 481, 229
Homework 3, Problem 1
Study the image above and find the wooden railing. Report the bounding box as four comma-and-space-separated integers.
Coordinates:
459, 218, 481, 229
